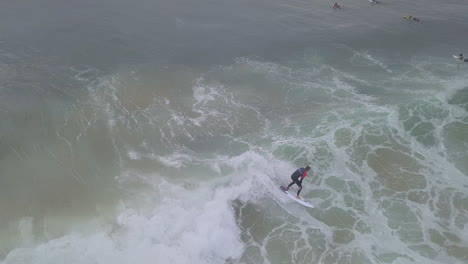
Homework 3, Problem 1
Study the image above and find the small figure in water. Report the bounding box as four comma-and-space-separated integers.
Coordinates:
458, 53, 464, 61
283, 166, 311, 199
369, 0, 380, 4
333, 2, 341, 9
403, 16, 420, 22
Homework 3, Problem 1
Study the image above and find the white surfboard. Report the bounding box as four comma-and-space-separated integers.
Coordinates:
453, 55, 467, 62
279, 186, 314, 208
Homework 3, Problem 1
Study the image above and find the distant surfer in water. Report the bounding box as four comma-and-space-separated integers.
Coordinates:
283, 166, 311, 199
403, 16, 420, 22
333, 2, 341, 9
369, 0, 380, 4
456, 53, 468, 62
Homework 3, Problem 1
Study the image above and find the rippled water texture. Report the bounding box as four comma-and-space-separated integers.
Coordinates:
1, 0, 468, 263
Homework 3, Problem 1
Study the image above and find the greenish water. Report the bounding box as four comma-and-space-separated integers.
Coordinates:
1, 0, 468, 263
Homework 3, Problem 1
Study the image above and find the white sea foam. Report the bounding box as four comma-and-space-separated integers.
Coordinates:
2, 176, 251, 264
3, 42, 468, 264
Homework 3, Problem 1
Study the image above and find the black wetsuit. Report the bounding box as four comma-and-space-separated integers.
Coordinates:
288, 169, 303, 187
286, 167, 307, 196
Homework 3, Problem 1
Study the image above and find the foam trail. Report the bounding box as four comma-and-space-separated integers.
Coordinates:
2, 177, 252, 264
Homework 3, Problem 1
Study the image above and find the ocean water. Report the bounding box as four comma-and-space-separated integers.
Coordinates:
1, 0, 468, 263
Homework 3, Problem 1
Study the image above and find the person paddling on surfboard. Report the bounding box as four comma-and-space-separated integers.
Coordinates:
403, 16, 420, 22
283, 166, 311, 199
458, 53, 464, 61
332, 2, 341, 9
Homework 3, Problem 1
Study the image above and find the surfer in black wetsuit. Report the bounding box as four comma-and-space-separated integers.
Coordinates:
458, 53, 464, 61
283, 166, 311, 199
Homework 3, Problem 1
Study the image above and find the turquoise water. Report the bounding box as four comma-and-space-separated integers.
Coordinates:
1, 0, 468, 263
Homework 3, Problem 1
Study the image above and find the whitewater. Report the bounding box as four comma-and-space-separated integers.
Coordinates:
1, 0, 468, 263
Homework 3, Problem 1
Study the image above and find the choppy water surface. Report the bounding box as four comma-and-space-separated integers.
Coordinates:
1, 0, 468, 263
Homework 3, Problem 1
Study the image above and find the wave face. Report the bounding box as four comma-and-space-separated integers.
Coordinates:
1, 0, 468, 263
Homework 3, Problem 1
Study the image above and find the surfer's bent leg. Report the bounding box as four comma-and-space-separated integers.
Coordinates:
296, 180, 303, 197
286, 176, 301, 191
286, 175, 300, 189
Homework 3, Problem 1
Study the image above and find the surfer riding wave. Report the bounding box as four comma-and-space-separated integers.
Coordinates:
283, 166, 311, 199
